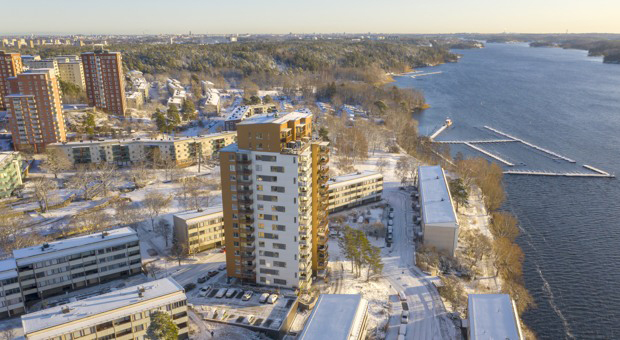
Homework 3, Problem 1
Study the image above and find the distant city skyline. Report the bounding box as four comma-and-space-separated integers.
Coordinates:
2, 0, 619, 35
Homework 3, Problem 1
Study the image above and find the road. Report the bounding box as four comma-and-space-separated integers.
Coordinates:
172, 252, 226, 286
383, 188, 457, 340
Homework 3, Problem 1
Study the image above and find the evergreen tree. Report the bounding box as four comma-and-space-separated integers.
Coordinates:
146, 311, 178, 340
181, 99, 196, 120
449, 178, 469, 211
83, 113, 96, 136
153, 109, 168, 133
167, 105, 181, 130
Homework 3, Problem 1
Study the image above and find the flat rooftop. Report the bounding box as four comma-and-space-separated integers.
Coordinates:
468, 294, 522, 340
237, 109, 311, 125
298, 294, 368, 340
13, 227, 138, 264
48, 131, 235, 147
418, 165, 458, 225
21, 278, 185, 338
329, 170, 382, 187
174, 205, 224, 221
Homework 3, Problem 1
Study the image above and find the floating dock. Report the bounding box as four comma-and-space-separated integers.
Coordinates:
410, 71, 443, 78
504, 170, 614, 178
465, 142, 514, 166
483, 126, 576, 163
434, 139, 517, 144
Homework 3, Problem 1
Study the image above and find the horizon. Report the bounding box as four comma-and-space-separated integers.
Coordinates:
1, 0, 619, 35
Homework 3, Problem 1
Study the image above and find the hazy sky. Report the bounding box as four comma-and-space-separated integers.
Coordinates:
2, 0, 619, 35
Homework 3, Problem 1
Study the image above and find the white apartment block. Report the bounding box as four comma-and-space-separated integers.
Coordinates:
21, 277, 189, 340
173, 206, 225, 254
0, 259, 24, 318
23, 59, 61, 79
47, 132, 237, 167
327, 171, 383, 213
54, 55, 86, 89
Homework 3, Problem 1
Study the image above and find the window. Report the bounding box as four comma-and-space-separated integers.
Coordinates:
273, 261, 287, 268
270, 166, 284, 173
258, 232, 278, 240
229, 165, 235, 171
274, 278, 287, 285
255, 164, 262, 171
272, 224, 286, 231
273, 243, 286, 250
257, 175, 277, 182
260, 250, 279, 258
256, 184, 263, 191
259, 241, 266, 247
271, 186, 285, 193
271, 206, 285, 213
258, 223, 265, 229
259, 268, 279, 275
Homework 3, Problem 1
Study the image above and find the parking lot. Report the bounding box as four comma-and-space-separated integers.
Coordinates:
188, 283, 297, 332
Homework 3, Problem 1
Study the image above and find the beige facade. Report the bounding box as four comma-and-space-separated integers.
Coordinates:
220, 110, 330, 290
55, 56, 86, 89
48, 132, 236, 167
327, 171, 383, 213
22, 278, 188, 340
173, 206, 225, 254
23, 59, 61, 79
6, 69, 67, 152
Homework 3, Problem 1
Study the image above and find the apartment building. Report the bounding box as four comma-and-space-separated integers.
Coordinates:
5, 69, 67, 152
417, 165, 459, 256
0, 259, 24, 318
173, 205, 225, 254
47, 131, 236, 167
21, 277, 189, 340
81, 46, 127, 116
468, 294, 524, 340
224, 103, 278, 131
0, 151, 23, 198
327, 171, 383, 213
299, 294, 369, 340
0, 51, 23, 109
22, 59, 61, 79
54, 55, 86, 89
219, 110, 330, 290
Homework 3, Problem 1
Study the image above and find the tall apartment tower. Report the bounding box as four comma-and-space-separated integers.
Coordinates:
0, 51, 23, 110
81, 47, 126, 116
219, 110, 330, 291
5, 69, 66, 152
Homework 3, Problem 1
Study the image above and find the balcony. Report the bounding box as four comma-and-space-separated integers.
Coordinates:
238, 197, 254, 205
239, 168, 253, 176
236, 158, 252, 165
239, 207, 254, 214
239, 271, 255, 280
240, 252, 255, 260
317, 235, 328, 245
318, 261, 328, 270
241, 216, 254, 224
238, 188, 253, 195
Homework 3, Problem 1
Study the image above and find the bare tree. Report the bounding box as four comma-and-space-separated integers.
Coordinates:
375, 157, 388, 173
1, 327, 16, 340
67, 167, 97, 200
143, 191, 172, 229
32, 177, 57, 212
178, 178, 212, 211
41, 148, 72, 179
93, 162, 119, 197
145, 261, 162, 279
72, 209, 110, 233
155, 219, 172, 247
170, 242, 189, 265
130, 161, 155, 188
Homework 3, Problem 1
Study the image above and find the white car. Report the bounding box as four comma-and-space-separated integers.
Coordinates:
268, 294, 279, 304
245, 314, 255, 324
225, 288, 237, 298
198, 285, 212, 297
259, 292, 270, 303
242, 290, 254, 301
399, 324, 407, 335
215, 288, 227, 298
401, 311, 409, 324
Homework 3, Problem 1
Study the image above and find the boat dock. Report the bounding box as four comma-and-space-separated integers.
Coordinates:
434, 139, 517, 144
430, 125, 448, 140
411, 71, 443, 78
483, 126, 576, 163
465, 142, 515, 166
504, 170, 615, 178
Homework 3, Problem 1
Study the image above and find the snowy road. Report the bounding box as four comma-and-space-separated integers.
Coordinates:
383, 188, 457, 340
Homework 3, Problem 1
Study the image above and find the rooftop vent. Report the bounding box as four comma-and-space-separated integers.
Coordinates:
101, 231, 109, 239
41, 243, 50, 251
61, 306, 72, 314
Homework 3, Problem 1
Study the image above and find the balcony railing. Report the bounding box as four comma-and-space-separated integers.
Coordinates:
236, 158, 252, 165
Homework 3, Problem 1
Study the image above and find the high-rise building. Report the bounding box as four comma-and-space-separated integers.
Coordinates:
54, 55, 86, 89
0, 51, 23, 110
219, 110, 330, 290
5, 69, 66, 152
22, 58, 61, 79
81, 47, 126, 116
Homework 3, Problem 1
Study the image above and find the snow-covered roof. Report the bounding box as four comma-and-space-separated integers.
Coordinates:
468, 294, 523, 340
418, 165, 458, 225
0, 258, 17, 281
13, 227, 138, 265
174, 205, 223, 222
328, 170, 382, 188
21, 278, 186, 339
48, 131, 236, 147
298, 294, 368, 340
237, 109, 312, 125
0, 151, 19, 167
225, 106, 252, 121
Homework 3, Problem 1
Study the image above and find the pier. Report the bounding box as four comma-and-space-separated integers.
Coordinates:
434, 139, 517, 144
483, 126, 576, 163
504, 170, 615, 178
410, 71, 443, 78
429, 125, 449, 140
464, 142, 515, 166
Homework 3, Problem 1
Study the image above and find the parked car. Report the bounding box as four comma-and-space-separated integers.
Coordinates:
197, 275, 208, 284
397, 335, 405, 340
198, 285, 212, 297
245, 315, 256, 324
268, 294, 279, 304
184, 283, 196, 292
215, 288, 227, 298
218, 264, 226, 271
242, 290, 254, 301
388, 219, 394, 226
225, 288, 237, 298
259, 292, 270, 303
399, 324, 407, 335
389, 212, 394, 218
207, 270, 219, 278
401, 311, 409, 324
399, 291, 407, 301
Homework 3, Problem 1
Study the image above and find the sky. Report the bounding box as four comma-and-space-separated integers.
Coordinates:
2, 0, 619, 35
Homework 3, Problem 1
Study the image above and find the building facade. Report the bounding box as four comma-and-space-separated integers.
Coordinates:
54, 56, 86, 89
173, 205, 225, 254
6, 69, 67, 152
327, 171, 383, 213
219, 110, 329, 290
21, 278, 188, 340
0, 259, 24, 318
417, 165, 459, 256
299, 294, 369, 340
47, 132, 236, 167
0, 151, 23, 198
81, 47, 127, 116
0, 51, 23, 110
22, 59, 61, 79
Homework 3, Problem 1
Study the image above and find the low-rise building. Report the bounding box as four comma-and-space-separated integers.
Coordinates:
47, 131, 237, 167
173, 205, 225, 254
126, 91, 144, 109
327, 170, 383, 213
298, 294, 369, 340
202, 87, 221, 115
224, 104, 278, 131
0, 259, 24, 318
467, 294, 524, 340
21, 277, 189, 340
417, 165, 459, 256
0, 151, 23, 198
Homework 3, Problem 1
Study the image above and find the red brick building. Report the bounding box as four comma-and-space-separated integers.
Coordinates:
81, 46, 126, 116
